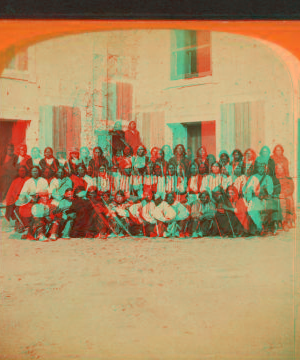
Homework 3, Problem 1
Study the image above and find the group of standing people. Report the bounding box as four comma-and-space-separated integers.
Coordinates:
0, 123, 296, 241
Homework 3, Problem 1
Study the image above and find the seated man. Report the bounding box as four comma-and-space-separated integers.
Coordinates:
128, 188, 157, 237
243, 161, 274, 234
226, 185, 250, 235
106, 190, 133, 237
70, 164, 94, 195
187, 191, 217, 238
15, 193, 35, 240
31, 190, 52, 242
153, 192, 190, 238
47, 188, 76, 240
212, 187, 245, 237
93, 190, 115, 238
70, 186, 99, 238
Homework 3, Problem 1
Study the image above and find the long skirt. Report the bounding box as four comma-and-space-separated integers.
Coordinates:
71, 207, 99, 237
188, 218, 218, 236
261, 197, 283, 224
214, 210, 244, 236
280, 195, 296, 223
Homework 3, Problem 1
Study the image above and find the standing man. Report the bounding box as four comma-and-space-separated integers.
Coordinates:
109, 121, 126, 157
125, 121, 142, 152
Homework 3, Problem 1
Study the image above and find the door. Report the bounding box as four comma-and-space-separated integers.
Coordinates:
0, 120, 30, 165
187, 124, 201, 159
186, 121, 216, 158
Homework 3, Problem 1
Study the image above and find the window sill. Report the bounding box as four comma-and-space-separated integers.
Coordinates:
0, 70, 29, 82
164, 73, 214, 90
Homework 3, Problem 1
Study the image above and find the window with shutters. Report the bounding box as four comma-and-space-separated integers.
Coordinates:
170, 30, 212, 81
220, 101, 265, 154
1, 46, 36, 82
139, 112, 165, 150
102, 82, 133, 123
39, 105, 81, 155
100, 53, 135, 124
6, 48, 28, 71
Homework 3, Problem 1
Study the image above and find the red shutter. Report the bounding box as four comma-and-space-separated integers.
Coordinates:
52, 106, 81, 155
66, 106, 75, 151
52, 106, 60, 155
116, 82, 133, 122
18, 49, 28, 71
53, 106, 68, 155
196, 31, 211, 76
71, 107, 81, 149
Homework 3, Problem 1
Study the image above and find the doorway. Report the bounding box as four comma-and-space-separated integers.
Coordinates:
0, 120, 30, 165
186, 121, 216, 158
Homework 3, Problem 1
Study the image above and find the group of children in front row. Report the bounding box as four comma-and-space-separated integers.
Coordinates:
4, 143, 296, 241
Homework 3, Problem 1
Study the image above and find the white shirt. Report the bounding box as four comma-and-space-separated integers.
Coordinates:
129, 202, 143, 223
132, 156, 146, 169
120, 175, 132, 197
156, 176, 166, 199
153, 201, 176, 222
58, 159, 67, 166
20, 177, 49, 196
233, 175, 247, 194
170, 200, 190, 221
45, 158, 54, 166
17, 155, 25, 164
32, 158, 41, 166
243, 174, 273, 202
111, 172, 121, 194
49, 177, 73, 200
84, 175, 94, 190
222, 176, 233, 191
200, 174, 226, 195
188, 175, 199, 193
175, 176, 187, 193
165, 175, 176, 193
94, 175, 110, 192
142, 201, 157, 224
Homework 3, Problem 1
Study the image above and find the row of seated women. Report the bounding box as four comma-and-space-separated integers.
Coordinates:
5, 149, 295, 240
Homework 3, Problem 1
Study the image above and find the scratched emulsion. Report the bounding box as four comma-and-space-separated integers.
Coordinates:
0, 29, 298, 359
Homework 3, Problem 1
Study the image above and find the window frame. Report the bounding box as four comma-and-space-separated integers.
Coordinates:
171, 30, 212, 81
1, 46, 36, 82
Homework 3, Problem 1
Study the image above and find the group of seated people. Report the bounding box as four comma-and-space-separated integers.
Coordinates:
2, 141, 296, 241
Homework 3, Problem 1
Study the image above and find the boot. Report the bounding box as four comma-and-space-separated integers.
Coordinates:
38, 234, 48, 242
61, 220, 73, 239
49, 221, 60, 241
21, 227, 29, 239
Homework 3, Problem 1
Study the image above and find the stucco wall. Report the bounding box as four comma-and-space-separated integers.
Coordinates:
0, 29, 295, 175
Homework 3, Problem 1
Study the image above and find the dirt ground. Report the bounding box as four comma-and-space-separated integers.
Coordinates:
0, 219, 299, 360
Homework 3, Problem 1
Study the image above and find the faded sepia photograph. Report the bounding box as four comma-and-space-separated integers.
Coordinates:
0, 24, 298, 359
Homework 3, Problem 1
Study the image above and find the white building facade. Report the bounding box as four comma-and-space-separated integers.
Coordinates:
0, 29, 297, 195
